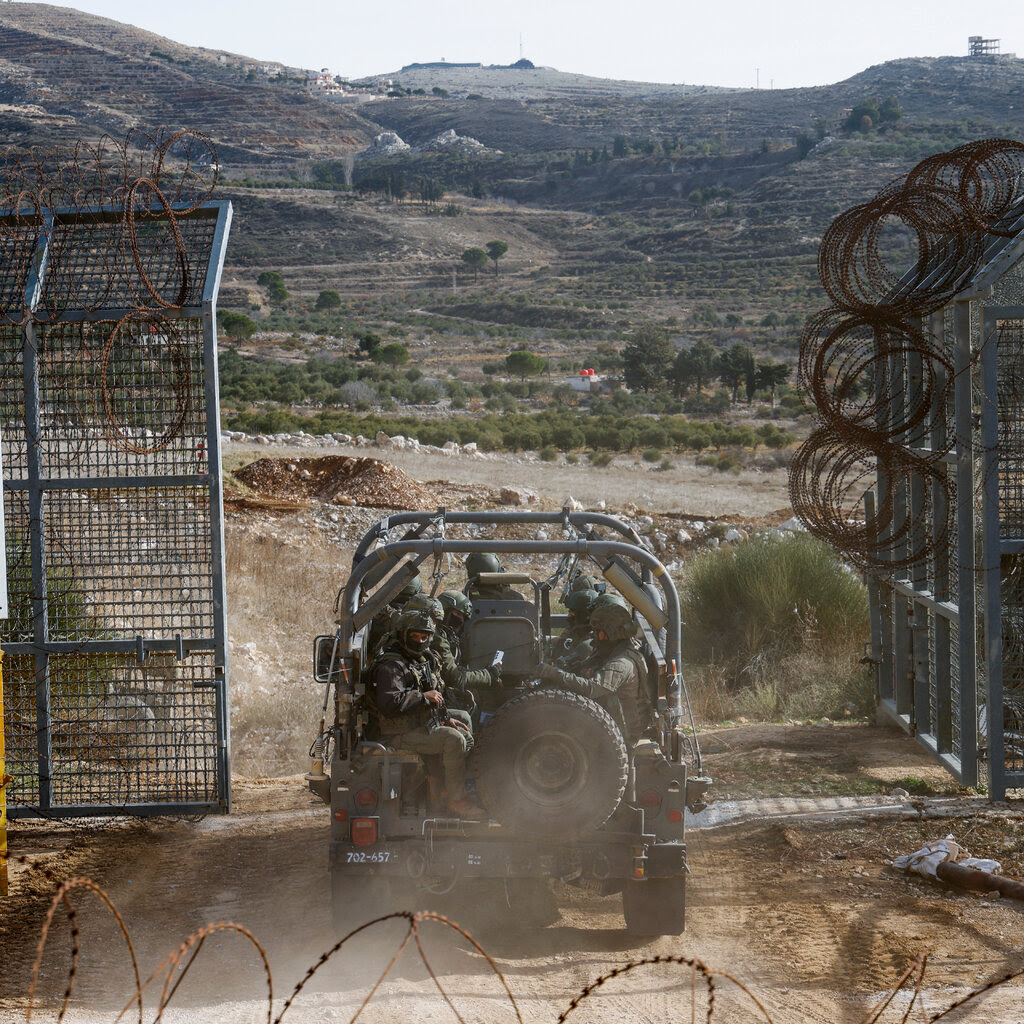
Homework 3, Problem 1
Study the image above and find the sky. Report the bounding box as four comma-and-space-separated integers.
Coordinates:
49, 0, 1024, 89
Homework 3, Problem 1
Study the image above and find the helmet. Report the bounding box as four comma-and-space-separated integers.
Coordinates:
438, 590, 473, 620
394, 607, 436, 657
592, 593, 630, 613
465, 552, 503, 578
396, 575, 423, 602
590, 602, 636, 642
564, 588, 599, 621
404, 593, 444, 623
567, 573, 601, 594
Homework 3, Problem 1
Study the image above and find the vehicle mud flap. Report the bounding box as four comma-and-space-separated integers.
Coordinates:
622, 876, 686, 936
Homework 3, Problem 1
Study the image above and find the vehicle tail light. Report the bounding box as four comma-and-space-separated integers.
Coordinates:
351, 818, 378, 846
333, 808, 348, 822
355, 788, 378, 808
668, 809, 683, 823
639, 790, 661, 810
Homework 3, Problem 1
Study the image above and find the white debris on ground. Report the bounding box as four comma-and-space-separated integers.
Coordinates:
892, 836, 1002, 879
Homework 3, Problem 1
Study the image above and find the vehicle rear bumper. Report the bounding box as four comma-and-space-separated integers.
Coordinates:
329, 833, 686, 881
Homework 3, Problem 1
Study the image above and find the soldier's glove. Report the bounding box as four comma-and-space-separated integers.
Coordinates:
487, 663, 503, 686
538, 662, 563, 685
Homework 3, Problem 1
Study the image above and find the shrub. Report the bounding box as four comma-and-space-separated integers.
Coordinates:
656, 458, 673, 472
314, 289, 342, 311
565, 452, 579, 465
680, 533, 869, 676
730, 651, 873, 721
219, 310, 258, 341
589, 451, 614, 468
641, 447, 662, 463
539, 446, 557, 462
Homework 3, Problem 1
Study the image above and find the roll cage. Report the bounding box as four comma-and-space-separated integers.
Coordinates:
331, 507, 703, 774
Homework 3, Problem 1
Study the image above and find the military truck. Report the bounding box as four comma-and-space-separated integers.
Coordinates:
307, 508, 711, 936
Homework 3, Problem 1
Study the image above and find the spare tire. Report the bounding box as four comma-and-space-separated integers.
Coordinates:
471, 689, 628, 838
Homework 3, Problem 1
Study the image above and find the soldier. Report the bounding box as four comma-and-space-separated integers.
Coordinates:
566, 573, 604, 595
367, 574, 424, 656
369, 607, 484, 818
434, 590, 502, 691
536, 599, 654, 746
465, 552, 523, 601
551, 588, 600, 665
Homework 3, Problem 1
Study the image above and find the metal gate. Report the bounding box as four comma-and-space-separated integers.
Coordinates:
870, 246, 1024, 800
1, 199, 232, 817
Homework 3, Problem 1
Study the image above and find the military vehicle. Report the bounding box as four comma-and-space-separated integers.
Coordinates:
307, 508, 710, 935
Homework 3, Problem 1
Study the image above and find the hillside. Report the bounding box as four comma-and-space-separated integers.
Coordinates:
371, 62, 732, 100
3, 5, 1024, 392
0, 3, 376, 162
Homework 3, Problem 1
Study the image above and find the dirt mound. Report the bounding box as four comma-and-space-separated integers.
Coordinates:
233, 455, 439, 511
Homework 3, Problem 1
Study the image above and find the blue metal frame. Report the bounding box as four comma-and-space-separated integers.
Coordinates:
4, 199, 233, 818
870, 296, 1024, 798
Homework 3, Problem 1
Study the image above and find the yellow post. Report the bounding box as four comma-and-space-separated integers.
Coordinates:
1, 646, 6, 896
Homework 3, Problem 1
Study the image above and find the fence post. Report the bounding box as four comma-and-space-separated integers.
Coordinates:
1, 646, 7, 896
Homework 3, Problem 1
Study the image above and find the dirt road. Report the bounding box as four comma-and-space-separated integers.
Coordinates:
4, 728, 1024, 1024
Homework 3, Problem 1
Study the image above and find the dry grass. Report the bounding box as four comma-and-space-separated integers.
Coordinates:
684, 650, 873, 725
226, 524, 350, 776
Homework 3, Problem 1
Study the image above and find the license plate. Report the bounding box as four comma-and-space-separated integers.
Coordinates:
345, 850, 393, 864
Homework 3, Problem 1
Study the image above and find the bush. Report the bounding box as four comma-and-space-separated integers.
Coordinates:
730, 651, 873, 721
589, 451, 614, 468
565, 452, 579, 465
656, 458, 673, 472
641, 447, 662, 463
539, 446, 557, 462
315, 289, 342, 312
680, 533, 869, 676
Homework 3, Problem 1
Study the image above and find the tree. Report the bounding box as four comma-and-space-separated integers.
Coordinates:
357, 331, 382, 356
315, 289, 342, 312
622, 326, 672, 393
257, 270, 288, 304
485, 240, 508, 277
505, 349, 547, 381
755, 360, 791, 408
418, 177, 444, 206
373, 342, 409, 366
717, 341, 756, 404
670, 338, 717, 397
461, 247, 488, 282
218, 311, 257, 341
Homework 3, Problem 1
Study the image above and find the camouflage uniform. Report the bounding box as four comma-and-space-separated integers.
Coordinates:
367, 577, 423, 656
370, 626, 473, 803
551, 588, 600, 665
433, 625, 495, 690
539, 603, 653, 745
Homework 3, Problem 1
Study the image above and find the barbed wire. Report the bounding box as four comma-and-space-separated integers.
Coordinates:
0, 126, 217, 456
0, 127, 224, 820
790, 138, 1024, 571
9, 854, 1024, 1024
